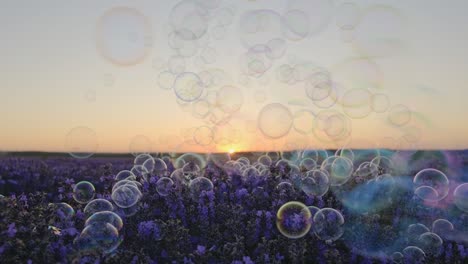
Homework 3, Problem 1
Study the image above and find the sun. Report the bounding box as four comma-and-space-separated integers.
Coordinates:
228, 149, 235, 154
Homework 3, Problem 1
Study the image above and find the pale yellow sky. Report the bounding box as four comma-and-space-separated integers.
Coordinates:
1, 0, 468, 154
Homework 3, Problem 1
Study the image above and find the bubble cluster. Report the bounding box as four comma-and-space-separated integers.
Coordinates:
84, 199, 114, 217
413, 168, 449, 202
313, 208, 345, 242
453, 183, 468, 212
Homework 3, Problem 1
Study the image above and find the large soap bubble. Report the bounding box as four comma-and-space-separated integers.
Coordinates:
115, 170, 136, 182
75, 222, 122, 254
321, 156, 354, 186
111, 184, 142, 208
173, 72, 205, 102
52, 202, 75, 220
73, 181, 96, 204
96, 7, 152, 66
257, 103, 293, 139
156, 177, 174, 197
85, 211, 123, 231
189, 176, 213, 201
65, 126, 98, 159
84, 199, 114, 217
413, 168, 449, 202
416, 232, 443, 256
313, 208, 345, 242
276, 201, 312, 239
402, 246, 426, 263
301, 169, 329, 197
453, 183, 468, 212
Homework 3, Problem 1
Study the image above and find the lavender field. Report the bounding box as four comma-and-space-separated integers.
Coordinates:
0, 150, 467, 263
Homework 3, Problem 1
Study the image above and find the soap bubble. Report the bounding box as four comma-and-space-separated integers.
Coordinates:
189, 177, 213, 201
417, 232, 442, 255
85, 211, 123, 231
258, 155, 273, 167
96, 7, 152, 66
257, 103, 293, 139
75, 222, 122, 254
432, 219, 454, 238
84, 199, 114, 217
156, 177, 174, 197
402, 246, 426, 263
115, 170, 136, 181
112, 180, 141, 193
407, 223, 430, 244
239, 9, 283, 48
371, 93, 390, 113
299, 158, 317, 171
131, 165, 149, 181
276, 201, 312, 239
111, 184, 141, 208
388, 104, 411, 127
216, 85, 244, 114
335, 2, 360, 30
154, 158, 168, 176
174, 153, 206, 169
413, 168, 449, 202
453, 183, 468, 212
53, 202, 75, 220
321, 156, 354, 186
173, 72, 205, 102
169, 0, 209, 40
391, 252, 404, 264
313, 208, 345, 242
301, 169, 329, 197
73, 181, 96, 204
65, 126, 98, 159
341, 88, 372, 119
285, 0, 333, 37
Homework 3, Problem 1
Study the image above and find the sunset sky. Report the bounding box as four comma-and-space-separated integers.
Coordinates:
1, 0, 467, 154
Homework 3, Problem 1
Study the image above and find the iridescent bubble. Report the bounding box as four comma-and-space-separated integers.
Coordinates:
321, 156, 354, 186
312, 110, 351, 143
454, 183, 468, 212
175, 153, 206, 170
156, 177, 174, 197
96, 7, 152, 66
75, 222, 122, 254
84, 199, 114, 217
391, 252, 404, 264
169, 0, 208, 40
258, 155, 273, 167
240, 44, 273, 77
276, 181, 295, 195
112, 180, 141, 193
189, 177, 213, 201
276, 201, 312, 239
173, 72, 205, 102
130, 165, 149, 181
115, 170, 136, 181
417, 232, 443, 255
73, 181, 96, 204
431, 219, 454, 238
257, 103, 293, 139
313, 208, 345, 242
299, 158, 317, 171
388, 104, 412, 127
53, 202, 75, 220
413, 168, 449, 202
85, 211, 123, 231
302, 169, 329, 197
112, 184, 141, 208
65, 126, 98, 159
402, 246, 426, 263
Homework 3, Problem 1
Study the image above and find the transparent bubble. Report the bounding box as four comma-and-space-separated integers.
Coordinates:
170, 168, 189, 189
371, 93, 390, 113
285, 0, 333, 37
335, 2, 360, 30
65, 126, 98, 159
175, 153, 206, 170
431, 219, 454, 237
73, 181, 96, 204
417, 232, 442, 255
276, 64, 297, 84
391, 252, 404, 264
276, 181, 295, 195
407, 223, 430, 244
258, 103, 293, 139
454, 183, 468, 212
313, 208, 345, 242
299, 158, 317, 171
266, 38, 286, 59
115, 170, 136, 182
156, 177, 174, 197
169, 0, 208, 40
335, 148, 355, 162
321, 156, 354, 186
240, 44, 273, 77
168, 55, 186, 74
84, 199, 114, 217
267, 151, 281, 162
96, 7, 152, 66
129, 135, 152, 156
193, 126, 214, 146
53, 202, 75, 220
258, 155, 273, 167
341, 88, 372, 119
112, 180, 141, 193
276, 201, 311, 239
402, 246, 426, 263
301, 150, 318, 161
312, 110, 351, 143
112, 184, 141, 208
85, 211, 123, 231
388, 104, 412, 127
281, 9, 310, 41
302, 169, 329, 197
173, 72, 205, 102
130, 165, 149, 181
370, 156, 395, 175
189, 177, 213, 201
153, 158, 168, 176
293, 110, 315, 135
208, 153, 231, 168
75, 222, 122, 254
413, 168, 449, 202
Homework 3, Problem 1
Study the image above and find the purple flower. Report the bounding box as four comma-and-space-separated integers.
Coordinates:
6, 223, 17, 238
196, 245, 206, 255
